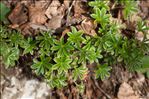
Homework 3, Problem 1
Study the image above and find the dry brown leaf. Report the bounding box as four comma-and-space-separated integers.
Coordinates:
28, 4, 47, 24
46, 16, 63, 29
20, 0, 32, 6
118, 82, 139, 99
66, 1, 88, 28
45, 0, 61, 19
46, 15, 63, 30
30, 23, 48, 31
8, 3, 28, 26
77, 18, 97, 36
20, 23, 33, 35
8, 24, 19, 29
44, 0, 66, 30
135, 31, 144, 41
74, 1, 86, 18
62, 28, 70, 37
139, 0, 149, 19
140, 0, 149, 7
45, 3, 66, 30
64, 0, 71, 8
20, 22, 48, 36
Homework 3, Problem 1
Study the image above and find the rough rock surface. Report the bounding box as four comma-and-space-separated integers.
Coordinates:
1, 76, 50, 99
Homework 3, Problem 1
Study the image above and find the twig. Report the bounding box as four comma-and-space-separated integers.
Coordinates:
66, 0, 76, 26
91, 77, 112, 99
30, 23, 49, 31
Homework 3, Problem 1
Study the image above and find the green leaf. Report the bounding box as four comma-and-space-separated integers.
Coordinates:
2, 46, 20, 68
123, 1, 138, 19
95, 64, 112, 80
20, 37, 36, 55
0, 42, 8, 56
0, 26, 9, 39
9, 31, 24, 46
91, 8, 110, 28
67, 26, 85, 47
39, 48, 50, 56
79, 42, 102, 63
135, 56, 149, 73
72, 65, 88, 81
36, 31, 54, 50
89, 0, 109, 10
32, 56, 52, 75
45, 73, 67, 88
137, 20, 149, 32
51, 38, 74, 56
0, 2, 10, 21
53, 56, 72, 74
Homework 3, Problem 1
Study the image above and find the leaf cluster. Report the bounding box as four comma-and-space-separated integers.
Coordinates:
89, 0, 149, 79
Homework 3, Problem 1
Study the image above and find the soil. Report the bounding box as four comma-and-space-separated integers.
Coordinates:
0, 0, 149, 99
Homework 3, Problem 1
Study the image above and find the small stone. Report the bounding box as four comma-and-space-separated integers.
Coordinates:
118, 82, 139, 99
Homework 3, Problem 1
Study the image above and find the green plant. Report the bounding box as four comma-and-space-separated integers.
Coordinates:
67, 26, 85, 47
52, 56, 72, 74
36, 31, 54, 51
91, 7, 110, 28
78, 42, 101, 64
31, 56, 52, 75
20, 37, 37, 55
116, 0, 138, 19
0, 2, 10, 22
135, 56, 149, 70
9, 31, 24, 46
45, 72, 67, 88
89, 0, 149, 79
51, 38, 74, 57
123, 1, 138, 19
137, 20, 149, 32
95, 64, 112, 80
0, 27, 20, 68
0, 42, 19, 68
89, 0, 109, 10
72, 65, 88, 81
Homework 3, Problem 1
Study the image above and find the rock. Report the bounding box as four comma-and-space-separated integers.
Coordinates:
118, 82, 139, 99
1, 77, 51, 99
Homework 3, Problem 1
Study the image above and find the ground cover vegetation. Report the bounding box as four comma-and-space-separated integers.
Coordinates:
0, 0, 149, 96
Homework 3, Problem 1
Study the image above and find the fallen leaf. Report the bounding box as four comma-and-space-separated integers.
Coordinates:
28, 3, 47, 24
139, 0, 149, 19
20, 22, 48, 36
64, 0, 71, 8
118, 82, 139, 99
45, 3, 66, 30
30, 23, 48, 31
74, 1, 86, 18
135, 31, 144, 41
66, 1, 88, 27
8, 3, 28, 26
62, 28, 70, 37
77, 18, 97, 36
45, 0, 61, 19
46, 15, 63, 30
20, 23, 34, 36
8, 24, 19, 29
